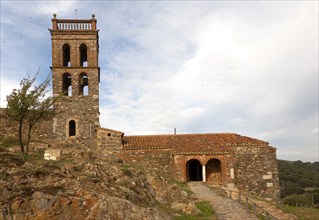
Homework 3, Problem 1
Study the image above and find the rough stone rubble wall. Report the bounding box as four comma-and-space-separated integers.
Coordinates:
232, 145, 280, 200
0, 109, 18, 138
95, 128, 123, 161
51, 94, 99, 147
0, 108, 54, 144
121, 148, 173, 178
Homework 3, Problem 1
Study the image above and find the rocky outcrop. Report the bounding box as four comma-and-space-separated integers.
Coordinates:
8, 192, 167, 220
0, 147, 198, 219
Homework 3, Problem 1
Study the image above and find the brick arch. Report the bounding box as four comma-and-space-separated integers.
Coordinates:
186, 157, 206, 165
206, 158, 222, 184
186, 158, 203, 181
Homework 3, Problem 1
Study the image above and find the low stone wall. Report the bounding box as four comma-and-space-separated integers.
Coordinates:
0, 109, 19, 138
0, 108, 53, 142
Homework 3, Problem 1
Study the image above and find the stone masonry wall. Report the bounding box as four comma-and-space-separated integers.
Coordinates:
51, 94, 99, 147
0, 108, 18, 139
121, 148, 173, 178
96, 128, 123, 160
232, 145, 280, 200
0, 108, 54, 144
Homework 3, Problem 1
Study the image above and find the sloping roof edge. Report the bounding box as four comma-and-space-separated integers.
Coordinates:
122, 133, 269, 153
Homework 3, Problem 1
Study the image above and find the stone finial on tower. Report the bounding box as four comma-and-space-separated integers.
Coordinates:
91, 14, 97, 30
52, 14, 58, 29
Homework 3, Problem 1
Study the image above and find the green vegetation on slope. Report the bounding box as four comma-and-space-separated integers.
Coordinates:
279, 205, 319, 220
174, 201, 216, 220
170, 179, 194, 195
277, 159, 319, 207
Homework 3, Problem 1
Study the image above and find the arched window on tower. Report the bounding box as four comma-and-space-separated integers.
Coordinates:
79, 73, 88, 96
62, 44, 71, 67
80, 44, 88, 67
62, 73, 72, 96
69, 120, 76, 137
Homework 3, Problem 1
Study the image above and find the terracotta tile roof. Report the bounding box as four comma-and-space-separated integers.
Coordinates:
123, 133, 269, 154
122, 135, 173, 150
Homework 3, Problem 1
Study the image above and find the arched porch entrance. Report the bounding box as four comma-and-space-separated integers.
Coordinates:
206, 158, 222, 184
186, 159, 203, 181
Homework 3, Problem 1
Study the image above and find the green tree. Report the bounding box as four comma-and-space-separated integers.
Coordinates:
5, 73, 55, 154
278, 159, 319, 198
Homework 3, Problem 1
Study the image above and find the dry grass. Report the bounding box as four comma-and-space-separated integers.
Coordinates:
279, 205, 319, 220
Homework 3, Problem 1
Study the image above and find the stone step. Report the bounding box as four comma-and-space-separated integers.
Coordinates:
188, 182, 258, 220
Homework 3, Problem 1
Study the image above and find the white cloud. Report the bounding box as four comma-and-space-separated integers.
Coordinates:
1, 1, 76, 17
0, 77, 19, 107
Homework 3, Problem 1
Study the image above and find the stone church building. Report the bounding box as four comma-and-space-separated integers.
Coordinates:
0, 15, 280, 200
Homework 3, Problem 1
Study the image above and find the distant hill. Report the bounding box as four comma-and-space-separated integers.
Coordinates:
277, 159, 319, 198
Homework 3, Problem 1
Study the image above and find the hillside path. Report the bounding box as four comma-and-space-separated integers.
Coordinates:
188, 182, 258, 220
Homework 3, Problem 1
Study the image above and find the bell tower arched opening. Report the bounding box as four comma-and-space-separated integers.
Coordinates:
62, 44, 71, 67
186, 159, 203, 181
62, 73, 72, 96
80, 44, 88, 67
79, 73, 88, 96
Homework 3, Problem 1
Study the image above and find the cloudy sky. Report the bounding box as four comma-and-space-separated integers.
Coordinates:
0, 1, 318, 162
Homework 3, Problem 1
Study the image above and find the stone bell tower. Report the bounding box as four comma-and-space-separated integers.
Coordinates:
49, 14, 100, 147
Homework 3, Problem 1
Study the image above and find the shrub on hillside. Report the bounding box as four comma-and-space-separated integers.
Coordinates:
278, 160, 319, 198
282, 194, 313, 207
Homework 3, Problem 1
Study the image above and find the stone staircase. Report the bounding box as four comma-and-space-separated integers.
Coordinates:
188, 182, 298, 220
219, 186, 298, 219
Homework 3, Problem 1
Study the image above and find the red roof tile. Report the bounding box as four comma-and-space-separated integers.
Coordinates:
123, 133, 269, 154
